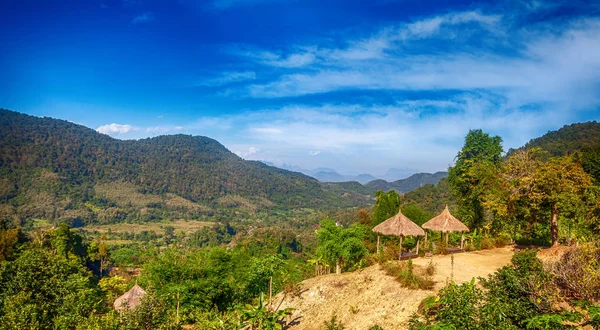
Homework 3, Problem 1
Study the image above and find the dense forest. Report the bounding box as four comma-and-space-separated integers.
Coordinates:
0, 109, 372, 226
364, 171, 447, 193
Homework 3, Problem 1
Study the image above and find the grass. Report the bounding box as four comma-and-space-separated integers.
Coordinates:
82, 219, 214, 234
382, 259, 436, 290
95, 181, 210, 211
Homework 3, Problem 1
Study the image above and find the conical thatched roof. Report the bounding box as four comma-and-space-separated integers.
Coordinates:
422, 205, 469, 233
114, 284, 146, 311
372, 208, 425, 237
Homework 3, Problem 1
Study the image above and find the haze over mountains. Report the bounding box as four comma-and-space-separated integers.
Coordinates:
260, 162, 421, 184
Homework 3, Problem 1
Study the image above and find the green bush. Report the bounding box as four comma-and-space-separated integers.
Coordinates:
323, 314, 345, 330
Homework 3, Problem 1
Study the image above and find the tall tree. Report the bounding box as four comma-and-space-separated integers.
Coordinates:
371, 190, 400, 226
448, 129, 504, 228
316, 219, 367, 274
485, 149, 594, 246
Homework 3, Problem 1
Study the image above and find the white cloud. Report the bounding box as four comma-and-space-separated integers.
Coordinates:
309, 150, 321, 156
96, 123, 138, 135
197, 71, 256, 87
145, 126, 185, 135
234, 146, 260, 158
132, 12, 154, 24
251, 127, 283, 134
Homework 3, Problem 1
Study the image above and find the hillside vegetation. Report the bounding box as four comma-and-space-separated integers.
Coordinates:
365, 172, 448, 194
512, 121, 600, 156
0, 109, 371, 225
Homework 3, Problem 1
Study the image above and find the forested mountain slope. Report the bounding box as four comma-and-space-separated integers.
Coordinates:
0, 109, 370, 225
365, 171, 448, 193
510, 121, 600, 156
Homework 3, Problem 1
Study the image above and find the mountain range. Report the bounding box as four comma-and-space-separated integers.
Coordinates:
0, 109, 372, 225
261, 162, 419, 184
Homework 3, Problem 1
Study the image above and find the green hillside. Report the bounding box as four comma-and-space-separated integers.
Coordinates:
0, 109, 371, 225
510, 121, 600, 156
365, 171, 448, 193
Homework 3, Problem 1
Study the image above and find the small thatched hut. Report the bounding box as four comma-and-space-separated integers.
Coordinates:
114, 284, 146, 311
422, 205, 469, 248
373, 208, 425, 258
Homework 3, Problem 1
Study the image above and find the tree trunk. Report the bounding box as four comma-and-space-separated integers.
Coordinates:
336, 257, 342, 274
551, 203, 559, 247
269, 276, 273, 311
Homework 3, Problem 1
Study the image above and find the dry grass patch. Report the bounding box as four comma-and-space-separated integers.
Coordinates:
83, 220, 214, 234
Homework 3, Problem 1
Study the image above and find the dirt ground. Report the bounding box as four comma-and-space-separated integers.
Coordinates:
277, 246, 516, 330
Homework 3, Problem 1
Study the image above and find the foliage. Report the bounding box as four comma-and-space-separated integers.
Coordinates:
323, 314, 345, 330
552, 243, 600, 301
447, 129, 504, 229
365, 172, 448, 194
484, 149, 594, 246
237, 292, 294, 330
401, 178, 456, 215
401, 204, 434, 226
371, 190, 400, 226
410, 249, 564, 330
0, 109, 370, 226
0, 248, 101, 329
315, 219, 368, 274
514, 121, 600, 157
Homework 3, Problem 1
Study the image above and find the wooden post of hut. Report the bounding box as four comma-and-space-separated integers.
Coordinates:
376, 234, 380, 254
399, 236, 404, 260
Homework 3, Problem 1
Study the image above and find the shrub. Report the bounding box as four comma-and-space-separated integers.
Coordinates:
552, 243, 600, 301
323, 314, 345, 330
495, 233, 512, 247
382, 259, 435, 290
368, 325, 384, 330
480, 237, 496, 250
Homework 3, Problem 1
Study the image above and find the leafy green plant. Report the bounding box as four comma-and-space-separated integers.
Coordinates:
367, 325, 384, 330
237, 293, 294, 330
323, 314, 345, 330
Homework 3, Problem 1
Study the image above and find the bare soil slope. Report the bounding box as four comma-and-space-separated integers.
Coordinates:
278, 246, 515, 330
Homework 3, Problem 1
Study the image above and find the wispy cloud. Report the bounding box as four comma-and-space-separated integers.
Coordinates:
97, 123, 138, 135
226, 12, 600, 115
132, 12, 154, 24
197, 71, 256, 87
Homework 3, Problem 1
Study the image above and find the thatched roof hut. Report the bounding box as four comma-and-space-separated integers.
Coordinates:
114, 284, 146, 311
422, 205, 469, 247
372, 208, 425, 257
422, 205, 469, 233
373, 210, 425, 238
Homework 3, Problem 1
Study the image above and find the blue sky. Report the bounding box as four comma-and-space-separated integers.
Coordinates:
1, 0, 600, 175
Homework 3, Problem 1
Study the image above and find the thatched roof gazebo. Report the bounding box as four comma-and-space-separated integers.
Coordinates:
114, 284, 146, 311
422, 205, 469, 248
373, 208, 425, 259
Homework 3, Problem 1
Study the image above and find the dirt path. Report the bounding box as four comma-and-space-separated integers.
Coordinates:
277, 246, 515, 330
